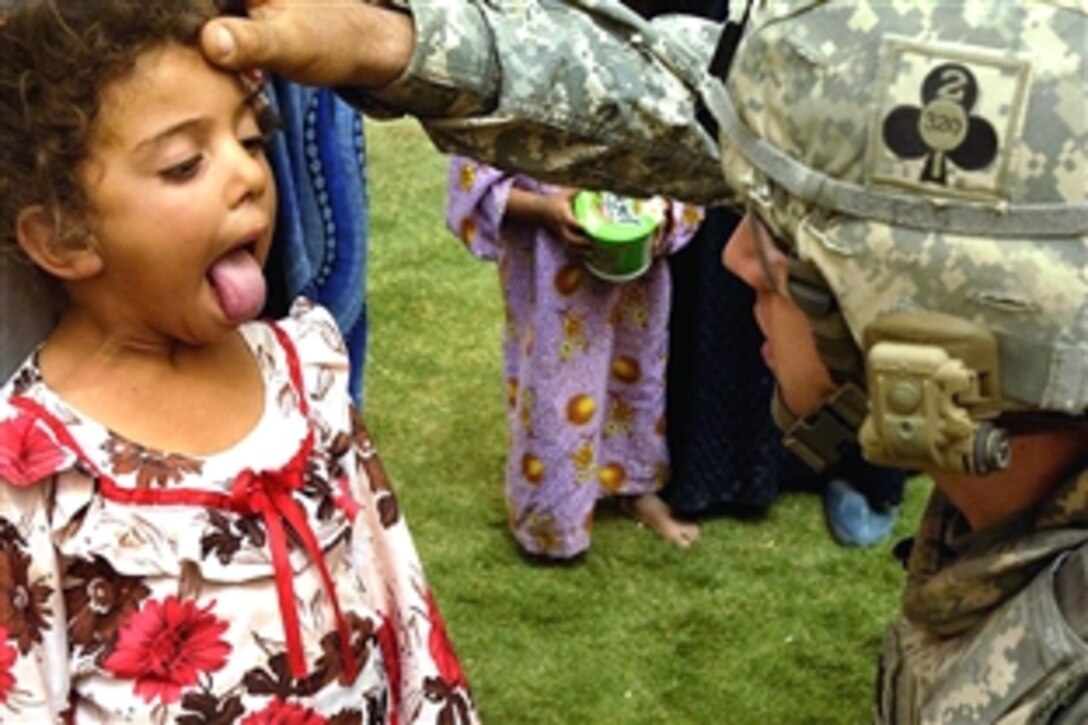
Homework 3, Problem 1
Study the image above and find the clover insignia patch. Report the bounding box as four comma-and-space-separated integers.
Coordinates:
867, 38, 1031, 202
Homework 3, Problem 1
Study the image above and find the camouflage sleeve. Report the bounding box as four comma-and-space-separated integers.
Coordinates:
347, 0, 733, 204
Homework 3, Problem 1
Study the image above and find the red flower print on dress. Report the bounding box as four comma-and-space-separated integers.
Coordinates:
0, 627, 16, 705
241, 698, 326, 725
0, 411, 72, 486
103, 596, 230, 704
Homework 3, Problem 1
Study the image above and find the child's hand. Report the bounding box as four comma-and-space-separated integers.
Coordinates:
543, 188, 592, 260
506, 186, 591, 260
650, 197, 674, 258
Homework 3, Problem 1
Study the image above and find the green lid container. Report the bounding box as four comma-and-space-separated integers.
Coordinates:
572, 191, 663, 282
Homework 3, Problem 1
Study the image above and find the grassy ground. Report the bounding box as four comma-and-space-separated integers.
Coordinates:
361, 119, 932, 724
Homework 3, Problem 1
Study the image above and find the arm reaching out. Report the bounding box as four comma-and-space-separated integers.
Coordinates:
201, 0, 732, 204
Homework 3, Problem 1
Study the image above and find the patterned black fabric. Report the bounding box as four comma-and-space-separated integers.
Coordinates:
663, 208, 797, 514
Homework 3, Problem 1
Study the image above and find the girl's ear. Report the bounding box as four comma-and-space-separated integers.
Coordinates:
15, 205, 102, 280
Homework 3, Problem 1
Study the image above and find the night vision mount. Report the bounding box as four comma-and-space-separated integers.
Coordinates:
859, 311, 1010, 476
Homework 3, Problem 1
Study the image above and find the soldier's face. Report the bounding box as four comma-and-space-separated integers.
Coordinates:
722, 214, 835, 418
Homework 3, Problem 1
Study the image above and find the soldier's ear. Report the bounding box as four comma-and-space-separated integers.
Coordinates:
15, 205, 103, 281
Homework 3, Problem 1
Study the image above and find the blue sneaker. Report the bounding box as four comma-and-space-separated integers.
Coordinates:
823, 478, 898, 547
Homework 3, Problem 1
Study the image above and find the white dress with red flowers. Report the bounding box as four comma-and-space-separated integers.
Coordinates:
0, 299, 476, 723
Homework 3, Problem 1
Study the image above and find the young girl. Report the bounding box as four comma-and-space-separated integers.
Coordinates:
0, 1, 475, 721
447, 157, 703, 560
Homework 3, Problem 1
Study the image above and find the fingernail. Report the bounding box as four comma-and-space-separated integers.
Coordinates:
214, 26, 236, 59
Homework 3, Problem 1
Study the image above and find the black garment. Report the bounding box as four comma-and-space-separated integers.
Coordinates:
662, 208, 905, 517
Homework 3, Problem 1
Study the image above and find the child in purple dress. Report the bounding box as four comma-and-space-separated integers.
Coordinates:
447, 157, 703, 559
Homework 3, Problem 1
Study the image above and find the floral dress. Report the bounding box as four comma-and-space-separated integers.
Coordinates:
0, 299, 475, 723
446, 158, 703, 559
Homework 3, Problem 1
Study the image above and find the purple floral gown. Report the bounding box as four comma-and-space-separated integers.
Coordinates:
447, 158, 703, 559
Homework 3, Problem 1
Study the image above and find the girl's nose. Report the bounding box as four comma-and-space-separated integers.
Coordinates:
226, 139, 269, 207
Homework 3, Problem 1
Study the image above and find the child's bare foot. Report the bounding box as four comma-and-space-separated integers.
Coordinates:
621, 494, 700, 548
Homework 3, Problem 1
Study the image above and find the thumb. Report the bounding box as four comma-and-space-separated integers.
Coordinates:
201, 17, 272, 70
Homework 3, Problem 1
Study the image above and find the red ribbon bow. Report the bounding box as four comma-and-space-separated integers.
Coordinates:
229, 433, 357, 681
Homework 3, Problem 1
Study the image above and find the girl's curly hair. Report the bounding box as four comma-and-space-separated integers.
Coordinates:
0, 0, 219, 254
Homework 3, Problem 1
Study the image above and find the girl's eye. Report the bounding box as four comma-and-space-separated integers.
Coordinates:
159, 155, 203, 182
241, 132, 271, 157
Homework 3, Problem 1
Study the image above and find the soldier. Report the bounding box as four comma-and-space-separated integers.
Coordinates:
201, 0, 1088, 719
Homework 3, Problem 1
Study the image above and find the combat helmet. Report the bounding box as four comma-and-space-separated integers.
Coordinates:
703, 0, 1087, 475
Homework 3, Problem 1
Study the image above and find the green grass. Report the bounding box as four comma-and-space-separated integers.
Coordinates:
362, 119, 932, 724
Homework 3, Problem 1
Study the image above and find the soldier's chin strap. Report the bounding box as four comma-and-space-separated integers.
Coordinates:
770, 257, 870, 473
771, 382, 869, 473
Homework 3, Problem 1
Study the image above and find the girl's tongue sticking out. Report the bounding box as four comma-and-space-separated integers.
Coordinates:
207, 247, 266, 324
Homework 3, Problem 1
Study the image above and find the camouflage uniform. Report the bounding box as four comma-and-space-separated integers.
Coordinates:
880, 467, 1088, 722
352, 0, 1088, 720
350, 0, 731, 203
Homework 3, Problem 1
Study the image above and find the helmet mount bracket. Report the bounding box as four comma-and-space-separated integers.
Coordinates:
859, 311, 1010, 475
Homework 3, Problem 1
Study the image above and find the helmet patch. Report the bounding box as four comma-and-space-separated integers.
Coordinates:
868, 38, 1031, 202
